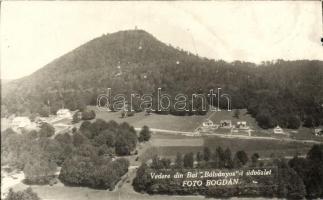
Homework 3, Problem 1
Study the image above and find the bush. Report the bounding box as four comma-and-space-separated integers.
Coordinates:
138, 126, 151, 142
23, 149, 57, 185
59, 144, 129, 190
82, 110, 96, 120
286, 115, 301, 129
39, 123, 55, 137
5, 187, 40, 200
256, 112, 276, 129
72, 112, 81, 124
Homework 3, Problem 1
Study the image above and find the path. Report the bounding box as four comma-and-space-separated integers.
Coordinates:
135, 127, 323, 144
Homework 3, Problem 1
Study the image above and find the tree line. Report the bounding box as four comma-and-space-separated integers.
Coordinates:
1, 119, 151, 190
133, 145, 323, 199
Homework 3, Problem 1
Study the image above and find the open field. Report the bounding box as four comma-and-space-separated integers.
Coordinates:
203, 136, 313, 157
92, 106, 211, 131
139, 132, 313, 162
93, 107, 323, 142
151, 138, 204, 147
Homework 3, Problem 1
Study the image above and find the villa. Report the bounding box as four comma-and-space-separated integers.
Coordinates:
56, 109, 72, 119
11, 117, 32, 132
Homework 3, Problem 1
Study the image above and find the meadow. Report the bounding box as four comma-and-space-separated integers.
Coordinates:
93, 106, 211, 131
140, 132, 313, 162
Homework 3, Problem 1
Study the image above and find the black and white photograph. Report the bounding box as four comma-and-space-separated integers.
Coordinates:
1, 1, 323, 200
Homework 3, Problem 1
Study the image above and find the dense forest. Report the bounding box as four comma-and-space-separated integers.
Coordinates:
2, 30, 323, 129
1, 119, 145, 190
133, 145, 323, 199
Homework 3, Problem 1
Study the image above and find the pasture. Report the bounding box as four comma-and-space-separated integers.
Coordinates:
203, 136, 313, 157
93, 106, 210, 131
140, 132, 314, 162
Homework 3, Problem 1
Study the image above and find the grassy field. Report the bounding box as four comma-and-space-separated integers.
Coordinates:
151, 138, 204, 147
140, 132, 314, 162
92, 106, 210, 131
203, 136, 313, 157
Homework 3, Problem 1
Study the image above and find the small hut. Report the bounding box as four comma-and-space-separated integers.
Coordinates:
273, 126, 284, 134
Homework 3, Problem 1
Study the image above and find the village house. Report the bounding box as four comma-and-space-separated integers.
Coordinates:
76, 111, 83, 120
202, 119, 214, 127
273, 125, 284, 134
56, 109, 72, 119
11, 117, 31, 130
220, 120, 232, 128
314, 128, 323, 136
200, 119, 219, 131
236, 121, 249, 129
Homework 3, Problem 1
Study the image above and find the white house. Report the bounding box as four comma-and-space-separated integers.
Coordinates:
314, 128, 323, 136
11, 117, 31, 129
56, 109, 72, 119
236, 121, 249, 130
202, 119, 214, 127
273, 126, 284, 134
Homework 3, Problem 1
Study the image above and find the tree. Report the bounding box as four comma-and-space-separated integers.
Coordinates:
203, 147, 211, 162
59, 144, 98, 187
82, 109, 96, 120
23, 144, 57, 184
256, 111, 276, 129
73, 132, 89, 147
59, 144, 128, 190
233, 109, 240, 118
174, 153, 183, 169
286, 115, 301, 129
233, 150, 248, 168
115, 136, 130, 156
289, 145, 323, 198
307, 144, 323, 163
5, 188, 40, 200
54, 133, 73, 165
39, 123, 55, 137
138, 126, 151, 142
276, 159, 306, 199
303, 116, 316, 128
216, 147, 225, 168
116, 137, 136, 156
133, 163, 152, 192
224, 148, 233, 169
196, 152, 203, 162
121, 111, 126, 118
183, 152, 194, 168
210, 150, 220, 168
72, 112, 81, 124
79, 121, 92, 133
251, 153, 260, 167
38, 105, 50, 117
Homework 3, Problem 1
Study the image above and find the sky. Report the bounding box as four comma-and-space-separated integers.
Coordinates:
1, 1, 322, 80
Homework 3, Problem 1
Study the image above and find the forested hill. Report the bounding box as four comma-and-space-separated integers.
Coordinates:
2, 29, 323, 129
